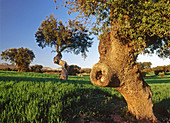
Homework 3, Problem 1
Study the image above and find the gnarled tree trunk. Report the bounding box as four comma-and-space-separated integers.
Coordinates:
90, 32, 157, 122
54, 56, 69, 80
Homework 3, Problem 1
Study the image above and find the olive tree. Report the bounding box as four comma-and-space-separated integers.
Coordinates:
60, 0, 170, 121
35, 14, 93, 80
1, 47, 35, 72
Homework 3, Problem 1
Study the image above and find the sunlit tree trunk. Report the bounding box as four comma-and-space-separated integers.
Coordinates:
90, 31, 157, 122
16, 64, 21, 72
54, 56, 69, 80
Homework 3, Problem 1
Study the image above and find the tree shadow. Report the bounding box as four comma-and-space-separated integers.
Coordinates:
145, 79, 170, 84
0, 76, 58, 82
165, 73, 170, 75
62, 87, 126, 122
0, 75, 92, 85
153, 98, 170, 122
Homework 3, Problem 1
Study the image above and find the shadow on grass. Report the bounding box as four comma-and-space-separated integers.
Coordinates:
145, 79, 170, 84
0, 75, 92, 85
165, 73, 170, 75
62, 87, 126, 122
154, 98, 170, 122
0, 76, 58, 82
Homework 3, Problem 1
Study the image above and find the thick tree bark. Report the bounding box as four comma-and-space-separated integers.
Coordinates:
16, 64, 22, 72
54, 56, 69, 80
90, 32, 157, 122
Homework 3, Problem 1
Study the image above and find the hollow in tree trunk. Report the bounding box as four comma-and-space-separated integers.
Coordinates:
54, 55, 69, 80
90, 32, 157, 122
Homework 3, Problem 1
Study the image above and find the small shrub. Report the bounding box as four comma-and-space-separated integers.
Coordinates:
68, 65, 81, 75
30, 65, 43, 73
159, 73, 164, 77
1, 67, 11, 71
153, 66, 166, 76
154, 70, 160, 76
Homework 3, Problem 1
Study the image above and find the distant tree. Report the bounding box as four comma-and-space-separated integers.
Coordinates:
137, 62, 152, 70
30, 65, 43, 73
1, 67, 11, 71
143, 62, 152, 69
153, 65, 167, 76
165, 65, 170, 73
1, 47, 35, 72
60, 0, 170, 121
80, 68, 91, 74
68, 65, 81, 75
35, 14, 93, 80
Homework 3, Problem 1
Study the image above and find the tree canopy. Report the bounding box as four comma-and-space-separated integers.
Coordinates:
35, 14, 93, 58
60, 0, 169, 58
1, 47, 35, 72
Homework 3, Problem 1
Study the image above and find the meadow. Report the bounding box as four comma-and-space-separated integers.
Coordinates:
0, 70, 169, 122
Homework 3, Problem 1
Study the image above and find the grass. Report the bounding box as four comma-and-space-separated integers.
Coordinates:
0, 70, 169, 122
144, 72, 170, 122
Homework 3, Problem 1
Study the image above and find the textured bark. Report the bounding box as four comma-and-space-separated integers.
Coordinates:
54, 56, 69, 80
90, 32, 157, 122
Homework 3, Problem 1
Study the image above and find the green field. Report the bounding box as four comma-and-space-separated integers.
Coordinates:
0, 71, 169, 122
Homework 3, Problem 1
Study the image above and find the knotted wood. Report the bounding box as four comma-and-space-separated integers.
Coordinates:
54, 55, 69, 80
90, 32, 157, 122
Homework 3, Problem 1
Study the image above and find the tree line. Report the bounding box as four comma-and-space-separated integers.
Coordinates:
0, 62, 91, 76
137, 62, 170, 76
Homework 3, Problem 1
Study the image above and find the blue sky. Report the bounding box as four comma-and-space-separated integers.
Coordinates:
0, 0, 169, 68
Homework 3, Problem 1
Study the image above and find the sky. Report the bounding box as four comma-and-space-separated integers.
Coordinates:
0, 0, 169, 69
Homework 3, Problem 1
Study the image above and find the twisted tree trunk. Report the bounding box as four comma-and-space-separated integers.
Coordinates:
54, 56, 69, 80
90, 32, 157, 122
